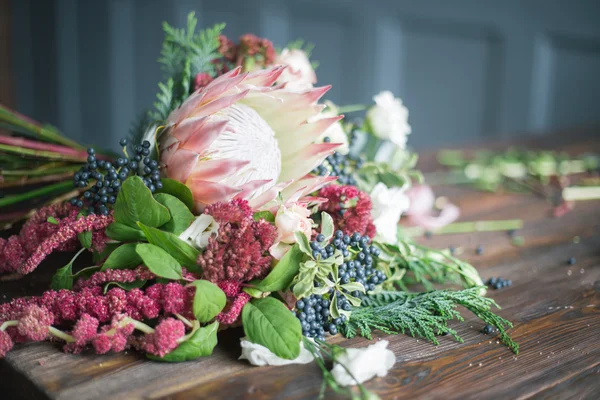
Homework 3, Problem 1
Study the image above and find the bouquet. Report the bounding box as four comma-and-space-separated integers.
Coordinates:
0, 13, 517, 398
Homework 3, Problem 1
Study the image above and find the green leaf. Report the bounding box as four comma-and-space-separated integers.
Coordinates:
147, 321, 219, 362
137, 222, 201, 273
106, 222, 146, 242
114, 176, 170, 228
93, 242, 120, 264
77, 231, 93, 249
101, 243, 142, 271
135, 243, 183, 280
51, 262, 73, 290
320, 212, 335, 242
294, 231, 312, 256
340, 282, 366, 293
104, 280, 147, 294
154, 193, 194, 235
190, 280, 226, 323
72, 265, 101, 280
47, 216, 59, 225
254, 244, 304, 292
253, 210, 275, 223
156, 178, 195, 212
242, 297, 302, 360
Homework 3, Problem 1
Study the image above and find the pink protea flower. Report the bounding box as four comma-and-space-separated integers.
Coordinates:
159, 66, 342, 211
17, 305, 54, 341
142, 318, 186, 357
0, 330, 13, 357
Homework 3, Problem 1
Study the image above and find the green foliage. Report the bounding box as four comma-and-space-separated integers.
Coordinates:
251, 244, 304, 293
136, 222, 200, 272
156, 178, 195, 212
113, 176, 171, 229
190, 280, 226, 323
148, 321, 219, 362
342, 287, 519, 354
101, 243, 142, 271
135, 243, 183, 280
154, 193, 195, 235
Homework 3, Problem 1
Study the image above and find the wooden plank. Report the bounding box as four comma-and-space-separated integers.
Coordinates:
1, 134, 599, 399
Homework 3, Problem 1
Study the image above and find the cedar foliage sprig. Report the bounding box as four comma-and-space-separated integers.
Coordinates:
342, 287, 519, 354
132, 13, 224, 140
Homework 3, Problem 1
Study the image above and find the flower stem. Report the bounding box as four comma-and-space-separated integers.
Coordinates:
0, 135, 88, 160
562, 186, 600, 201
403, 219, 523, 238
175, 313, 194, 328
336, 104, 369, 114
0, 321, 18, 331
49, 327, 75, 343
0, 143, 86, 161
0, 181, 75, 208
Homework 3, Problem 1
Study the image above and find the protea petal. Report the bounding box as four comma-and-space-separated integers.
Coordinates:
280, 143, 340, 182
188, 159, 251, 182
234, 179, 273, 200
179, 119, 229, 154
188, 180, 242, 207
165, 149, 200, 182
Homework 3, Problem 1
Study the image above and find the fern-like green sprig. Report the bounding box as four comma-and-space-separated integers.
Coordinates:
342, 287, 519, 354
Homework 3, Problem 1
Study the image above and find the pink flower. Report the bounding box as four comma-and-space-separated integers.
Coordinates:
143, 318, 186, 357
319, 185, 376, 238
217, 280, 242, 298
194, 72, 213, 91
217, 292, 251, 325
405, 185, 460, 230
270, 202, 313, 259
73, 266, 155, 290
91, 334, 112, 354
71, 314, 99, 345
159, 66, 340, 211
0, 330, 14, 358
276, 48, 317, 91
17, 305, 54, 341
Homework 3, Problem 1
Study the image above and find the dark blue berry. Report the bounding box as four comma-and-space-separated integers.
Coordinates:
119, 138, 128, 146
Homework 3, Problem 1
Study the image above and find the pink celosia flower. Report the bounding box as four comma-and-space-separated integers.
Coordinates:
217, 35, 237, 62
0, 330, 14, 358
71, 314, 99, 345
217, 280, 242, 298
198, 200, 277, 283
91, 334, 112, 354
159, 65, 341, 211
143, 318, 186, 357
319, 185, 377, 238
194, 72, 213, 91
217, 292, 251, 325
17, 305, 54, 341
73, 266, 155, 290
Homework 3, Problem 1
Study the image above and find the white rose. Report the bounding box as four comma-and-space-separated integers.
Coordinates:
275, 203, 313, 244
239, 338, 315, 366
331, 340, 396, 386
178, 214, 219, 249
370, 183, 410, 244
366, 91, 411, 149
309, 102, 349, 155
276, 48, 317, 91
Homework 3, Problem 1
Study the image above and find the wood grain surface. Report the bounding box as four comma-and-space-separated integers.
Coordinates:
1, 132, 599, 400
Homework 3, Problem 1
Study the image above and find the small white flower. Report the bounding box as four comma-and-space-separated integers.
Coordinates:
366, 91, 411, 149
239, 338, 315, 366
370, 183, 410, 244
310, 102, 349, 155
178, 214, 219, 249
331, 340, 396, 386
276, 48, 317, 91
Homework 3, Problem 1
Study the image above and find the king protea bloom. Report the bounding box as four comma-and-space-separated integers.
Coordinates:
160, 66, 342, 210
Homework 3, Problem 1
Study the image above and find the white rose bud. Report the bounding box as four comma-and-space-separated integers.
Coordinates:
178, 214, 219, 249
239, 338, 314, 366
331, 340, 396, 386
366, 91, 411, 149
276, 48, 317, 91
275, 203, 313, 244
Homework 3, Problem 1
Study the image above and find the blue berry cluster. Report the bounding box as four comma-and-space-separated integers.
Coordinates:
486, 276, 512, 290
312, 137, 364, 186
295, 230, 385, 339
70, 138, 162, 215
295, 295, 346, 341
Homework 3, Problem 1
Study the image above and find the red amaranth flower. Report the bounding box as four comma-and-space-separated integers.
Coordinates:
217, 280, 242, 298
142, 318, 185, 357
319, 185, 376, 238
218, 35, 237, 61
217, 292, 251, 325
73, 266, 155, 290
19, 212, 114, 275
71, 314, 99, 345
17, 305, 54, 341
194, 72, 214, 91
0, 330, 13, 357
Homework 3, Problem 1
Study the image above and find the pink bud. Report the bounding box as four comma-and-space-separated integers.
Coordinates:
17, 305, 54, 341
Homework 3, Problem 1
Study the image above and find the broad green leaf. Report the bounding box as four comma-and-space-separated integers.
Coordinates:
106, 222, 146, 242
135, 243, 183, 280
104, 280, 147, 294
114, 176, 170, 228
340, 282, 366, 293
101, 243, 142, 271
294, 231, 312, 256
51, 262, 73, 290
77, 231, 93, 249
190, 280, 226, 323
93, 242, 120, 263
254, 244, 303, 292
253, 210, 275, 223
47, 216, 59, 225
242, 297, 302, 360
72, 265, 101, 280
243, 286, 269, 298
329, 292, 340, 319
154, 193, 194, 235
147, 321, 219, 362
155, 178, 195, 212
137, 222, 201, 273
320, 212, 334, 242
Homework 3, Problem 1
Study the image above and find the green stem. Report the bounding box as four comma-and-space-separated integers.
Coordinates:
0, 181, 75, 208
0, 165, 80, 177
49, 327, 75, 343
0, 143, 86, 161
404, 219, 523, 238
336, 104, 369, 114
175, 313, 194, 328
0, 321, 18, 331
127, 318, 155, 334
562, 186, 600, 201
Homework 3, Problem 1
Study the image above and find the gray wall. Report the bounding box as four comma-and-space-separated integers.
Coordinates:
10, 0, 600, 150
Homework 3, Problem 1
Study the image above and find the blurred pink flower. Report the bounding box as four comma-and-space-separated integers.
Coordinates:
405, 185, 460, 230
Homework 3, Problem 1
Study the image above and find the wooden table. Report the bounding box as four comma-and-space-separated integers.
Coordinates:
1, 132, 599, 400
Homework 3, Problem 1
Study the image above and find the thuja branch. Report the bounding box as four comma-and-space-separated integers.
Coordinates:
342, 287, 518, 354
